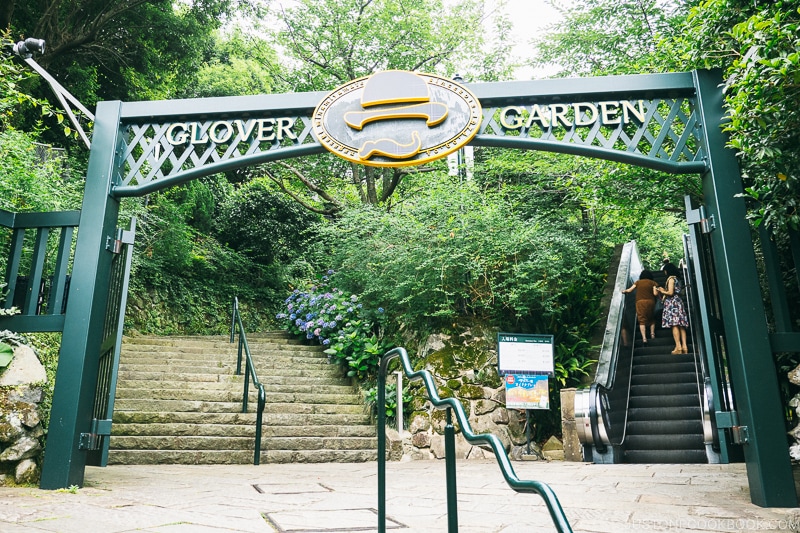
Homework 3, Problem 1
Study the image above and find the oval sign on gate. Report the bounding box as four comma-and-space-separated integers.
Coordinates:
313, 70, 482, 168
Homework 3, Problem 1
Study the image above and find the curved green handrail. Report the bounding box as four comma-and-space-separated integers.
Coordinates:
377, 347, 573, 533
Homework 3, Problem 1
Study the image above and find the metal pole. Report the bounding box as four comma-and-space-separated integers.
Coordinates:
395, 371, 404, 435
377, 365, 387, 533
445, 408, 458, 533
526, 410, 532, 455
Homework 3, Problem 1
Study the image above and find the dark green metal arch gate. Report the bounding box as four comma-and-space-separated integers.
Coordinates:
35, 69, 798, 507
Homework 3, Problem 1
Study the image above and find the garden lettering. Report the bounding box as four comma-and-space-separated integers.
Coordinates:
499, 100, 646, 130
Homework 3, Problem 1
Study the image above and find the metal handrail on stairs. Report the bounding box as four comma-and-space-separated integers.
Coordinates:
377, 347, 573, 533
230, 296, 266, 465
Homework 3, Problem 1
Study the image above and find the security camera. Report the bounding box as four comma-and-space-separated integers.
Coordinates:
13, 38, 46, 59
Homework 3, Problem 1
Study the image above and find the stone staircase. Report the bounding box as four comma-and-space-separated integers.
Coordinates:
108, 332, 378, 464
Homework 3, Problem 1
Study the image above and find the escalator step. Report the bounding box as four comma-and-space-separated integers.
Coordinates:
625, 433, 704, 450
631, 371, 700, 386
626, 419, 703, 435
632, 362, 696, 375
629, 394, 700, 409
630, 382, 699, 396
635, 353, 694, 365
624, 449, 708, 464
627, 406, 701, 421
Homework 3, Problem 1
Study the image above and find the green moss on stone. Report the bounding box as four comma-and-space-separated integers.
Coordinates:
458, 384, 484, 399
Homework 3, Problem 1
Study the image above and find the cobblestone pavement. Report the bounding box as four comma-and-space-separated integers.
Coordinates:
1, 460, 800, 532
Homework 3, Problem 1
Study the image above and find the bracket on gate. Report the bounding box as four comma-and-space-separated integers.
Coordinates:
715, 410, 749, 444
106, 226, 136, 254
78, 418, 113, 451
685, 196, 716, 234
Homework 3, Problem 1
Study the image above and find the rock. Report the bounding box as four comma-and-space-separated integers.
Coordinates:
430, 433, 474, 459
0, 346, 46, 387
466, 446, 491, 459
0, 412, 25, 444
789, 364, 800, 386
509, 444, 543, 461
542, 436, 564, 461
474, 398, 498, 416
15, 459, 39, 485
7, 386, 43, 404
0, 436, 41, 462
408, 413, 430, 434
506, 410, 528, 445
491, 388, 506, 404
20, 409, 40, 429
418, 334, 449, 358
490, 408, 509, 425
458, 384, 484, 399
411, 431, 430, 448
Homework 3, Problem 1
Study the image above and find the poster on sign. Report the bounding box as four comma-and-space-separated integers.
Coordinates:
497, 333, 554, 375
505, 374, 550, 409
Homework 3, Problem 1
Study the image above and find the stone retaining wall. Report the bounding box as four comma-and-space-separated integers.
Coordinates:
0, 344, 47, 485
388, 330, 564, 461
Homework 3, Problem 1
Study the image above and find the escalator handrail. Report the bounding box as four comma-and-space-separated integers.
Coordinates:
681, 236, 716, 451
595, 241, 642, 388
585, 240, 642, 450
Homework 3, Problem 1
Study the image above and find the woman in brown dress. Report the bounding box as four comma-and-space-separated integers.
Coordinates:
621, 270, 659, 344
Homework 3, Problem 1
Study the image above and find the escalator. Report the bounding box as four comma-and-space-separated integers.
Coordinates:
575, 238, 722, 464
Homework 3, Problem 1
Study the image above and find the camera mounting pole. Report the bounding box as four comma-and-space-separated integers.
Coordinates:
13, 38, 94, 149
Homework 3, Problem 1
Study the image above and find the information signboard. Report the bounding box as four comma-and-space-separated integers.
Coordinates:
497, 333, 554, 375
504, 374, 550, 410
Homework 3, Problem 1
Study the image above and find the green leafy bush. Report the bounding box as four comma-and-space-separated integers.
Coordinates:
364, 382, 412, 426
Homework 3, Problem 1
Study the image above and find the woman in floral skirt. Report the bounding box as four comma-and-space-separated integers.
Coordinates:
656, 261, 689, 354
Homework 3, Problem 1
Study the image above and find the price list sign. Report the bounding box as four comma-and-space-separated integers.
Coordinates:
497, 333, 554, 376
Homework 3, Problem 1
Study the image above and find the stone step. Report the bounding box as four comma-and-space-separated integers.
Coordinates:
112, 411, 372, 426
115, 388, 363, 404
117, 366, 344, 381
118, 364, 240, 375
118, 372, 353, 388
119, 359, 334, 372
114, 399, 368, 414
122, 339, 321, 352
111, 423, 376, 438
107, 449, 378, 465
109, 435, 376, 451
114, 399, 243, 413
116, 380, 357, 395
120, 345, 326, 358
111, 435, 254, 450
116, 372, 234, 383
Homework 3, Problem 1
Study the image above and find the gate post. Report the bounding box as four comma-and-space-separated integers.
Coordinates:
692, 70, 797, 507
40, 101, 123, 489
